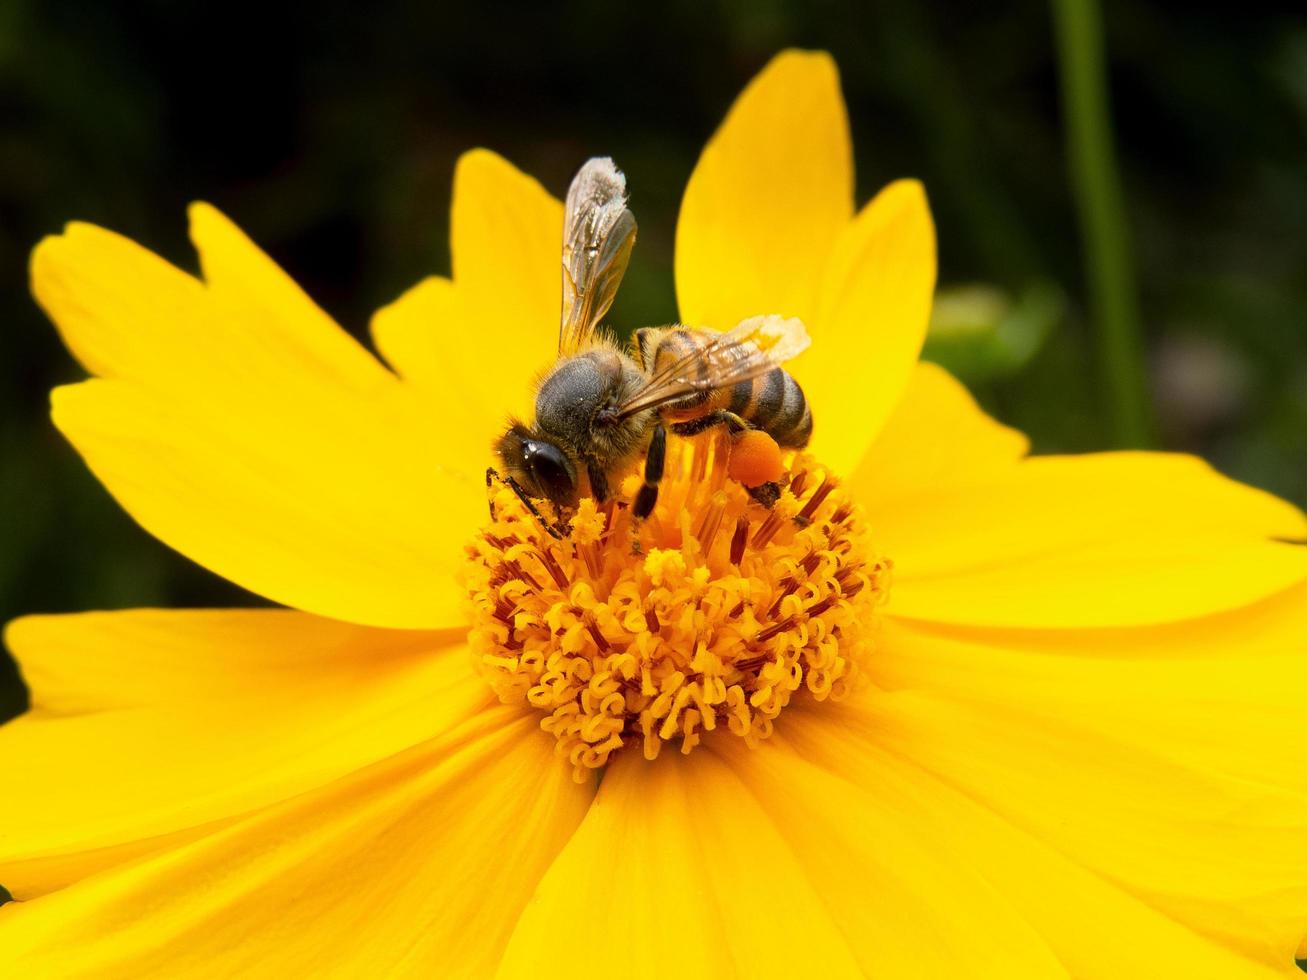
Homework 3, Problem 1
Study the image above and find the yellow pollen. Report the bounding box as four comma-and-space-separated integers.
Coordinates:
464, 435, 891, 782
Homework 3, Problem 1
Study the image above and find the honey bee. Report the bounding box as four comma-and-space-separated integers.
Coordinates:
491, 157, 813, 536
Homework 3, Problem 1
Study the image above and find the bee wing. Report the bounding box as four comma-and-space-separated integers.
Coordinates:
615, 315, 811, 419
559, 157, 638, 354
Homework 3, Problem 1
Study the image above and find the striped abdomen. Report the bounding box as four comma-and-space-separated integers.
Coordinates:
637, 327, 813, 448
723, 364, 813, 447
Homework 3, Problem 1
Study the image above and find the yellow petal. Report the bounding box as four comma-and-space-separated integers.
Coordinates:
495, 750, 865, 979
189, 203, 389, 391
881, 452, 1307, 627
372, 274, 458, 390
799, 179, 937, 474
712, 735, 1072, 977
51, 377, 481, 628
675, 50, 852, 332
773, 607, 1307, 975
372, 148, 562, 426
34, 212, 483, 628
0, 609, 489, 898
851, 360, 1027, 507
368, 274, 497, 472
451, 150, 562, 366
775, 706, 1290, 978
32, 215, 391, 399
0, 711, 591, 978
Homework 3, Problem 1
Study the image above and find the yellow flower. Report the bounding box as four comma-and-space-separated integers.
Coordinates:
4, 48, 1307, 977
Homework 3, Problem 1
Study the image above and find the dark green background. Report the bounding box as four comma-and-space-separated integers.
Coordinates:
3, 1, 1306, 725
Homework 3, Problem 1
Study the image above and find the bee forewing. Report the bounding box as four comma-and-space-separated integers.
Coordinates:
564, 158, 628, 241
559, 157, 638, 354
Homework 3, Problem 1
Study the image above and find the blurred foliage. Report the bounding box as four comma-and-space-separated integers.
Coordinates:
2, 1, 1307, 724
924, 281, 1064, 383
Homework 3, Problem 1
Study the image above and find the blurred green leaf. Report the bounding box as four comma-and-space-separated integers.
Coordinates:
923, 281, 1065, 384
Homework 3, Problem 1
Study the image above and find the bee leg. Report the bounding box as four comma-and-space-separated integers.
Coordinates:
586, 459, 610, 503
747, 482, 783, 508
486, 467, 566, 540
632, 423, 666, 521
633, 327, 658, 370
485, 467, 498, 521
669, 411, 749, 438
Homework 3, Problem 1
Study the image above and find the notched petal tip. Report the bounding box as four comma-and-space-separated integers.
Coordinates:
28, 235, 62, 309
369, 275, 458, 385
1, 615, 37, 665
184, 200, 234, 257
185, 200, 220, 224
28, 224, 100, 301
2, 612, 74, 676
47, 380, 98, 430
0, 611, 85, 688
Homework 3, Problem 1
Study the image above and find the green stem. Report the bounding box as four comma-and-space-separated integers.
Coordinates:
1053, 0, 1154, 447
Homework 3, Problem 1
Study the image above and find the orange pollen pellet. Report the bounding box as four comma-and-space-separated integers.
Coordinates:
728, 430, 784, 487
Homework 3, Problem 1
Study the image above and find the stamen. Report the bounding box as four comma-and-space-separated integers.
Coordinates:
796, 471, 836, 523
750, 507, 786, 549
729, 515, 750, 565
694, 491, 729, 554
464, 445, 890, 782
788, 468, 809, 499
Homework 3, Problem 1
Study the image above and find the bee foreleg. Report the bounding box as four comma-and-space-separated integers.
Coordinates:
669, 411, 749, 438
586, 459, 610, 503
486, 466, 566, 540
632, 423, 666, 521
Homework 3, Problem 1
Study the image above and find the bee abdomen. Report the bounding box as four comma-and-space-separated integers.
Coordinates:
729, 367, 812, 448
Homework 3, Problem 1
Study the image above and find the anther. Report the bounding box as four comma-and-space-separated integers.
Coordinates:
584, 617, 610, 653
767, 577, 802, 618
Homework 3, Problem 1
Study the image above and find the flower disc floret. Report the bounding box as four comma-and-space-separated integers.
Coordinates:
465, 437, 890, 781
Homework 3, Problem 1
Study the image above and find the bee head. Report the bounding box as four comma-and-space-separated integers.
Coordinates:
495, 422, 579, 510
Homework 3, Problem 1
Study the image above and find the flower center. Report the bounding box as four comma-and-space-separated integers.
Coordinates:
464, 435, 891, 782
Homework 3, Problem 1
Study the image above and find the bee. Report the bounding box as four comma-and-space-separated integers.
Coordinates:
491, 157, 812, 536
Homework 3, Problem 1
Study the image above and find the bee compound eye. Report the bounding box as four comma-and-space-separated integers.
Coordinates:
523, 441, 576, 505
